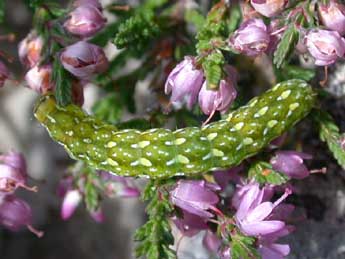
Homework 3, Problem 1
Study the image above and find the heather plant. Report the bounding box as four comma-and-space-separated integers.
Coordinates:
1, 0, 345, 258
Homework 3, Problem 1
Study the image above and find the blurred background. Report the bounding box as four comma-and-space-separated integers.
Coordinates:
1, 1, 345, 258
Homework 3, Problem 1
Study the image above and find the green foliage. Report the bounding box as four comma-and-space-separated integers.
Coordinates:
0, 0, 4, 23
184, 8, 205, 31
231, 234, 260, 259
52, 57, 72, 106
134, 180, 176, 259
113, 12, 160, 51
85, 174, 100, 212
248, 161, 289, 185
202, 51, 225, 89
275, 65, 315, 82
273, 25, 299, 68
92, 94, 123, 125
314, 110, 345, 169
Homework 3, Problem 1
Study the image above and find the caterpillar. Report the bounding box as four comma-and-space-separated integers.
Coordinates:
34, 79, 316, 178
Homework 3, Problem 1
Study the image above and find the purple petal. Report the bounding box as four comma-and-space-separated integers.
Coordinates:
61, 190, 82, 220
240, 220, 285, 236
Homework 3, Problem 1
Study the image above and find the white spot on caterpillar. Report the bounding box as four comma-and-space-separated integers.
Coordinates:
176, 155, 190, 164
222, 156, 229, 161
267, 120, 278, 128
249, 99, 258, 107
236, 144, 243, 151
83, 138, 92, 144
243, 137, 253, 145
234, 122, 244, 130
138, 141, 150, 148
202, 153, 212, 160
281, 90, 291, 99
107, 141, 117, 148
165, 141, 173, 146
106, 158, 119, 166
226, 113, 233, 121
166, 159, 175, 166
207, 133, 218, 141
139, 158, 152, 167
130, 160, 140, 166
254, 107, 268, 118
66, 130, 74, 136
174, 138, 186, 145
272, 83, 281, 91
212, 148, 224, 157
131, 144, 138, 148
289, 103, 299, 111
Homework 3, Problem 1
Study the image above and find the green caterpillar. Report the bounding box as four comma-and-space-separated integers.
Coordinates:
34, 79, 316, 178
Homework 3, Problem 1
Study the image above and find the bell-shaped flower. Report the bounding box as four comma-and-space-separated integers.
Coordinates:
89, 208, 105, 223
251, 0, 287, 17
99, 171, 140, 198
202, 230, 221, 253
165, 56, 204, 110
198, 65, 237, 122
64, 4, 106, 38
18, 32, 43, 68
258, 243, 290, 259
61, 189, 82, 220
319, 0, 345, 36
270, 151, 312, 179
0, 61, 9, 87
0, 151, 27, 173
25, 65, 54, 94
229, 18, 270, 57
73, 0, 102, 10
0, 195, 43, 237
170, 180, 220, 218
304, 29, 345, 66
173, 211, 208, 237
235, 183, 291, 237
60, 41, 108, 79
213, 166, 242, 190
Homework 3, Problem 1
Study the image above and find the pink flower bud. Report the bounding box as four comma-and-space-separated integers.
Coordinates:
319, 0, 345, 35
64, 4, 106, 38
0, 151, 27, 173
173, 211, 208, 237
0, 164, 26, 195
304, 29, 345, 66
0, 195, 39, 234
202, 231, 221, 253
229, 19, 270, 57
251, 0, 287, 17
198, 65, 237, 116
270, 151, 312, 179
0, 61, 9, 87
25, 65, 54, 94
60, 41, 108, 79
169, 180, 220, 218
61, 189, 82, 220
89, 208, 105, 223
73, 0, 102, 10
165, 56, 204, 110
258, 243, 290, 259
18, 32, 43, 68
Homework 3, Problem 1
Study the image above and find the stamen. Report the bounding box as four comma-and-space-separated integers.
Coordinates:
273, 188, 292, 207
27, 225, 44, 238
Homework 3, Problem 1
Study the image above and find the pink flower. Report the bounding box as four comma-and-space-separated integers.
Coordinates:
0, 195, 43, 237
173, 211, 208, 237
304, 29, 345, 66
198, 65, 237, 117
270, 151, 312, 179
251, 0, 287, 17
60, 41, 108, 79
25, 65, 54, 94
64, 4, 106, 37
235, 183, 291, 237
18, 32, 43, 68
61, 189, 82, 220
258, 243, 290, 259
229, 18, 270, 57
0, 151, 27, 173
213, 166, 242, 190
99, 171, 140, 198
170, 180, 220, 218
73, 0, 102, 10
165, 56, 204, 110
319, 0, 345, 35
89, 208, 105, 223
202, 230, 221, 253
0, 61, 9, 87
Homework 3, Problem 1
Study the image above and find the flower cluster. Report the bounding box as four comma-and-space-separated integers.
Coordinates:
169, 149, 313, 258
20, 0, 108, 104
165, 57, 237, 122
0, 151, 42, 237
58, 169, 140, 222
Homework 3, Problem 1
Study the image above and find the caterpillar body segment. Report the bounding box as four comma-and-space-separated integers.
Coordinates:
34, 79, 316, 178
